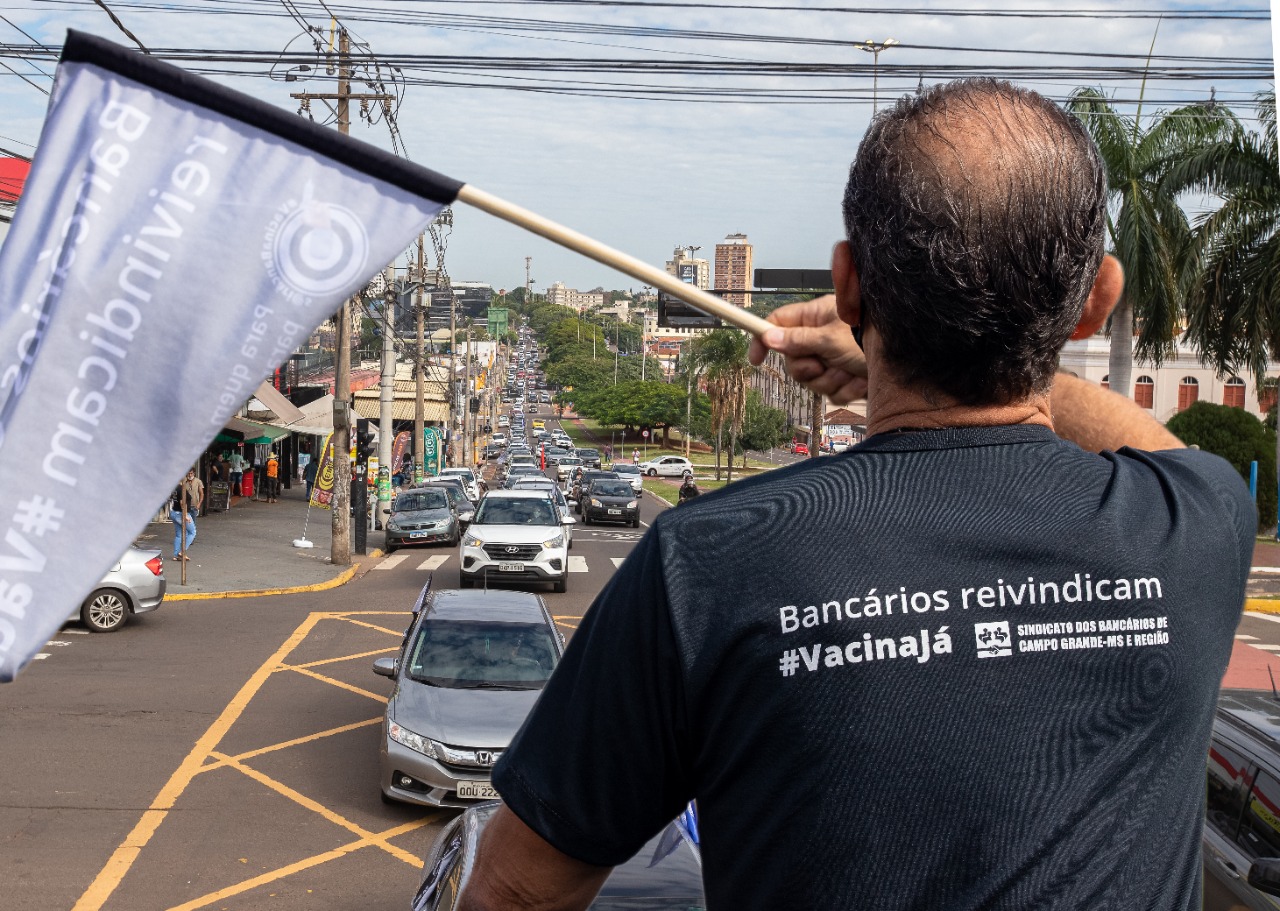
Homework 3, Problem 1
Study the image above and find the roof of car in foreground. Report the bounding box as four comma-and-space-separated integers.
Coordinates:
483, 489, 554, 499
425, 589, 549, 622
1218, 690, 1280, 746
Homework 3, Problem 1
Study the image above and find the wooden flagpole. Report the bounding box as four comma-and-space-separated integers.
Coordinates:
456, 185, 776, 337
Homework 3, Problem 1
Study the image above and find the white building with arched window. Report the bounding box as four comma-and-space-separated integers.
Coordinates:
1058, 336, 1280, 423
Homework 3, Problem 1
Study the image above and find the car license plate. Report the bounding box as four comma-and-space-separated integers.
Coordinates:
607, 509, 622, 515
498, 562, 525, 572
409, 532, 431, 539
456, 780, 499, 800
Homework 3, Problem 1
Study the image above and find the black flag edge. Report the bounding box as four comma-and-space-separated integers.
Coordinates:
60, 29, 464, 207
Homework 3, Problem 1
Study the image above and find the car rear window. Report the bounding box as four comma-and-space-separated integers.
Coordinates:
591, 481, 633, 498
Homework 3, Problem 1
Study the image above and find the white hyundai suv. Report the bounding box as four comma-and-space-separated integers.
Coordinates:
460, 491, 575, 593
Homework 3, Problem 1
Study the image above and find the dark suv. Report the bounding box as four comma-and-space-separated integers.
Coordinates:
575, 448, 602, 469
1204, 690, 1280, 909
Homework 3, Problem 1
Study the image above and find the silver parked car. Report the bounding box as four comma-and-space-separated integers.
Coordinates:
372, 587, 564, 807
71, 545, 166, 632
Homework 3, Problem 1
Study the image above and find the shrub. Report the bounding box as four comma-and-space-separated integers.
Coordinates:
1166, 401, 1275, 532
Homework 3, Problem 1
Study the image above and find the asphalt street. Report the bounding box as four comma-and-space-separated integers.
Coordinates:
7, 409, 1280, 910
0, 415, 667, 911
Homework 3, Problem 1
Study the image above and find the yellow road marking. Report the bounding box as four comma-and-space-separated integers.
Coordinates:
552, 615, 584, 621
278, 664, 389, 703
73, 613, 324, 911
292, 646, 398, 670
196, 718, 383, 774
337, 616, 409, 637
208, 751, 421, 866
163, 817, 437, 911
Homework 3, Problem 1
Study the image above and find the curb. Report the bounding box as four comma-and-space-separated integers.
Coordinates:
166, 548, 384, 601
1247, 598, 1280, 615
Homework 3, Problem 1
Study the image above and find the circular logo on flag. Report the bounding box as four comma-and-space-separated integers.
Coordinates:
271, 200, 369, 298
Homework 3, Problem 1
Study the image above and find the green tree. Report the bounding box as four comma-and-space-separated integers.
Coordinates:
1166, 401, 1275, 532
699, 329, 752, 482
1171, 91, 1280, 385
1067, 85, 1239, 397
738, 390, 790, 460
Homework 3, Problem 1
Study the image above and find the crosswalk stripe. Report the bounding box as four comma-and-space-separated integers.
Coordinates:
611, 557, 627, 568
62, 629, 89, 635
33, 654, 48, 660
418, 555, 451, 571
1237, 634, 1259, 640
1252, 644, 1280, 651
374, 555, 408, 570
568, 556, 589, 573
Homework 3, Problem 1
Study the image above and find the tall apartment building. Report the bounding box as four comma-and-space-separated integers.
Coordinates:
665, 246, 710, 290
715, 233, 753, 308
547, 281, 605, 312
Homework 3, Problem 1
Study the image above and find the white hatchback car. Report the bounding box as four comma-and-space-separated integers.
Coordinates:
459, 491, 575, 593
638, 455, 694, 478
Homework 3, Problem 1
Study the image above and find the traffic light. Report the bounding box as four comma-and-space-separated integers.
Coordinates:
469, 396, 480, 415
355, 418, 376, 463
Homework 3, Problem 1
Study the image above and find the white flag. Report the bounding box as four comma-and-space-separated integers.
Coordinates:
0, 32, 460, 680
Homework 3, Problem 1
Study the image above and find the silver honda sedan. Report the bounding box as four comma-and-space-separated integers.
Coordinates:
372, 587, 563, 807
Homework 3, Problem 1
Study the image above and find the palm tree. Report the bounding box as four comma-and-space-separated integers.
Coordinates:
1169, 90, 1280, 385
699, 329, 751, 482
1067, 87, 1239, 397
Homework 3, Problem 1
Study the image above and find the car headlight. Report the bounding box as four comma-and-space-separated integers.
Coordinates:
590, 498, 602, 508
388, 722, 438, 758
542, 534, 565, 549
463, 533, 484, 547
626, 501, 637, 509
387, 519, 402, 531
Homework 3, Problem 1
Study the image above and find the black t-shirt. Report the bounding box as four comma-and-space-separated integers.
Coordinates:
494, 426, 1255, 910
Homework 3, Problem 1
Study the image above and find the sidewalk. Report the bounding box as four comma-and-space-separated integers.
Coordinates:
136, 480, 376, 600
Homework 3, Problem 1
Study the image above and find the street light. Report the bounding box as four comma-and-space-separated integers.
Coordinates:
856, 38, 898, 112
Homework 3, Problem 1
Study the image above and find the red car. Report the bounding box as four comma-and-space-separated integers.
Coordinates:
791, 442, 810, 456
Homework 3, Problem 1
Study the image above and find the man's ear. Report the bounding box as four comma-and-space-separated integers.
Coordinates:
1071, 254, 1123, 340
832, 240, 861, 328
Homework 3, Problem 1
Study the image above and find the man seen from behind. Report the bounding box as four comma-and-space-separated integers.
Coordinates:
458, 78, 1255, 910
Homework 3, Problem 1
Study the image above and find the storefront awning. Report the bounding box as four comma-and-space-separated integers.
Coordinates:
351, 398, 449, 422
225, 416, 291, 444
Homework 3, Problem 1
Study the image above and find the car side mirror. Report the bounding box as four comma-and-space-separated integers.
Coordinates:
372, 656, 397, 678
566, 499, 578, 508
1249, 859, 1280, 896
562, 516, 577, 525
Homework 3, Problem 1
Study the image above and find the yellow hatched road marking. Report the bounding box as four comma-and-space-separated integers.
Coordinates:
196, 718, 383, 774
73, 613, 324, 911
278, 664, 389, 704
207, 751, 421, 866
337, 616, 409, 637
162, 817, 437, 911
292, 646, 399, 670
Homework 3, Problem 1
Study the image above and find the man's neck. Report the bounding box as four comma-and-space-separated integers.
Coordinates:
865, 372, 1053, 437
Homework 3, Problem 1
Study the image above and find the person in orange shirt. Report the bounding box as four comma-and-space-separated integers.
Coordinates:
265, 452, 280, 503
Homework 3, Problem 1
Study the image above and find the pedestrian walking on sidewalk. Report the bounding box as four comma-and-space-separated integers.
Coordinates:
304, 457, 317, 502
266, 452, 280, 503
228, 448, 246, 496
632, 448, 639, 464
170, 469, 203, 561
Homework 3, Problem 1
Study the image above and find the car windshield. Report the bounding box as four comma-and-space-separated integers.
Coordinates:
406, 619, 558, 688
613, 464, 639, 476
396, 491, 448, 511
442, 470, 474, 482
474, 498, 559, 526
592, 481, 634, 498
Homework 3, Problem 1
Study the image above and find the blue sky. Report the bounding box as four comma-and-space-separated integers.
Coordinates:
0, 1, 1274, 293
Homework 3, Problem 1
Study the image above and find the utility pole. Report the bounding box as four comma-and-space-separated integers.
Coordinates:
448, 286, 457, 467
414, 235, 426, 482
525, 256, 532, 307
377, 263, 395, 530
809, 389, 823, 459
292, 27, 393, 566
464, 322, 473, 466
